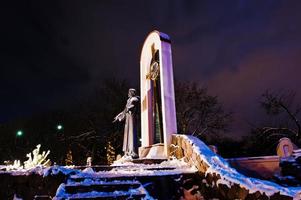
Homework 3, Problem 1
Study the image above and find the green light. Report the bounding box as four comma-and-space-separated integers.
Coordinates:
16, 130, 23, 137
57, 125, 63, 130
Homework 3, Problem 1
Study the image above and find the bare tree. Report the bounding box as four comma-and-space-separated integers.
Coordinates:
175, 81, 231, 137
260, 90, 301, 141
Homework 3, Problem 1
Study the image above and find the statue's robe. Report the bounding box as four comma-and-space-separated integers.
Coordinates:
122, 96, 139, 156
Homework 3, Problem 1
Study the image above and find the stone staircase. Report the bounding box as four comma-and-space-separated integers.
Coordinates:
52, 158, 195, 199
54, 177, 151, 199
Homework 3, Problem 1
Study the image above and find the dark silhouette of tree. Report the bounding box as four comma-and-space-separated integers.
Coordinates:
240, 128, 283, 156
175, 81, 232, 138
0, 78, 132, 165
240, 90, 301, 157
61, 78, 132, 165
260, 90, 301, 141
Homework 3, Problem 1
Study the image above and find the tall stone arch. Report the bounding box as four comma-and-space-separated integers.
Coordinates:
140, 31, 177, 158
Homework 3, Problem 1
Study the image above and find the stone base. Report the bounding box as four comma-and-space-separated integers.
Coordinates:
139, 143, 166, 159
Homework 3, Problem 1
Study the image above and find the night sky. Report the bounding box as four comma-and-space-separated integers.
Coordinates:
1, 1, 301, 137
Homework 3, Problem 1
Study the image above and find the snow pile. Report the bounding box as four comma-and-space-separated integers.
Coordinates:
179, 134, 301, 199
112, 155, 134, 165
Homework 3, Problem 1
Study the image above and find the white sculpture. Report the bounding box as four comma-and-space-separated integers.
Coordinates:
5, 160, 22, 171
5, 144, 51, 170
24, 144, 51, 169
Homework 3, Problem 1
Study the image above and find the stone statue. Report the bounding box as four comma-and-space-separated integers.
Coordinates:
113, 88, 139, 157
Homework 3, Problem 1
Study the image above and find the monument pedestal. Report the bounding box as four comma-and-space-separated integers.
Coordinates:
139, 143, 166, 159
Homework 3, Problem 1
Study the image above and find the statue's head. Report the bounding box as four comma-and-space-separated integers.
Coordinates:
128, 88, 136, 97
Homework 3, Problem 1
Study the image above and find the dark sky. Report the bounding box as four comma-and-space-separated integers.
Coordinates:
1, 1, 301, 136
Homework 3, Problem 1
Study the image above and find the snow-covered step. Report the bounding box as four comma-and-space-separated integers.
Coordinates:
64, 182, 141, 194
54, 179, 152, 200
33, 195, 52, 200
131, 158, 167, 164
68, 193, 146, 199
69, 176, 137, 183
72, 165, 118, 172
68, 165, 178, 182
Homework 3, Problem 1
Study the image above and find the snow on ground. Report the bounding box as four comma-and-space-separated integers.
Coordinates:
75, 158, 197, 179
0, 165, 46, 176
43, 165, 80, 177
0, 157, 196, 179
180, 134, 301, 199
0, 164, 82, 179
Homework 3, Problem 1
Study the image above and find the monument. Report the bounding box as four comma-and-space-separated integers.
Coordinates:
113, 30, 177, 159
139, 31, 177, 158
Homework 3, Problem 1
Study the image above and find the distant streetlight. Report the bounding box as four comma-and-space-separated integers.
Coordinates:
57, 124, 63, 130
16, 130, 23, 137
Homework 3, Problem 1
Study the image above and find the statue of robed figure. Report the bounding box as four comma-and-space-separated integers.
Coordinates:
113, 88, 139, 157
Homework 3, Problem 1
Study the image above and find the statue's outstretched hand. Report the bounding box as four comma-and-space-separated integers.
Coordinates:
113, 111, 125, 123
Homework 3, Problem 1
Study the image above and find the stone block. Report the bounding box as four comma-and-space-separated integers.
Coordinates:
246, 191, 267, 200
175, 147, 184, 159
205, 173, 214, 185
171, 135, 177, 145
186, 145, 193, 157
188, 158, 195, 167
139, 146, 150, 158
169, 145, 177, 157
270, 192, 293, 200
177, 136, 182, 147
218, 183, 230, 199
181, 139, 186, 150
227, 184, 248, 200
196, 155, 203, 164
211, 173, 220, 183
146, 144, 165, 159
196, 162, 208, 173
192, 152, 197, 161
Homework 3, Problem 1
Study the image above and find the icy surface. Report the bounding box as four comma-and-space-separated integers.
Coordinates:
74, 158, 197, 179
55, 179, 155, 199
43, 165, 80, 177
179, 134, 301, 199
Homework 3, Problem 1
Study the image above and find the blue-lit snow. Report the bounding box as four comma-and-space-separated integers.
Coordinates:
54, 180, 154, 200
179, 134, 301, 199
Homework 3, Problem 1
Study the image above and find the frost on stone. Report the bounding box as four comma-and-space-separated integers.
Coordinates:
5, 144, 51, 171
